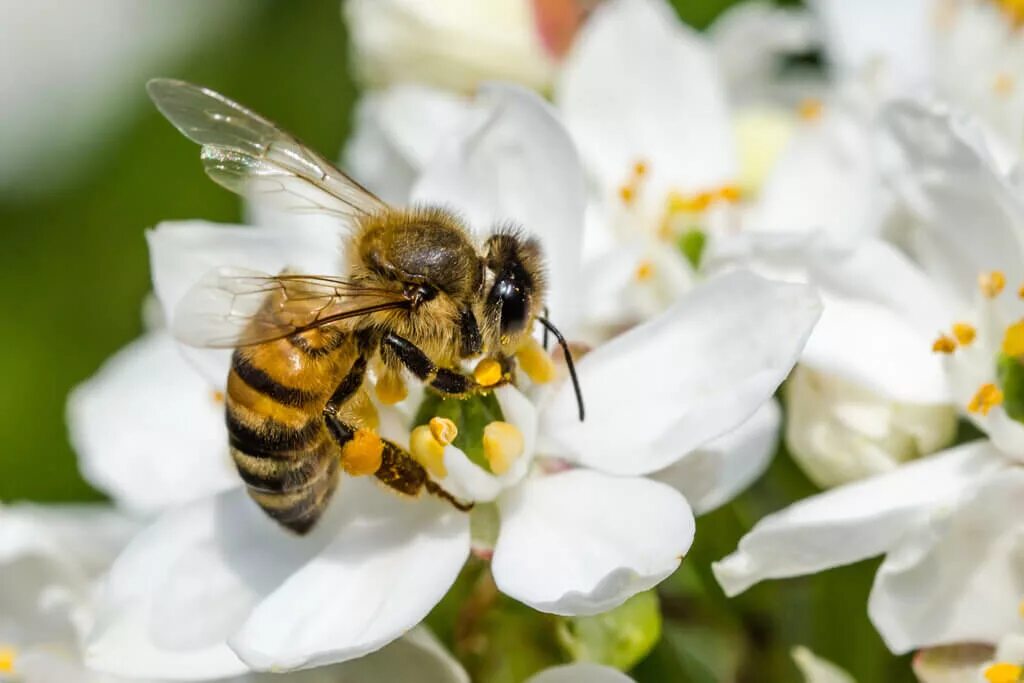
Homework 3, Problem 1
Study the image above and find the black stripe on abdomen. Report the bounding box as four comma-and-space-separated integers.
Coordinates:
231, 351, 319, 407
225, 408, 322, 456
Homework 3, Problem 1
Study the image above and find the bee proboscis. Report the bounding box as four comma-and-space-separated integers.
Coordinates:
148, 79, 583, 534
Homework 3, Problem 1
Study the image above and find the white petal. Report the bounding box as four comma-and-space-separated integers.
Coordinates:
527, 663, 636, 683
230, 481, 469, 670
540, 270, 821, 475
67, 331, 236, 513
654, 399, 780, 515
344, 86, 475, 204
791, 646, 856, 683
245, 627, 470, 683
868, 468, 1024, 653
881, 100, 1024, 309
412, 83, 586, 328
492, 469, 694, 616
809, 0, 932, 86
557, 0, 736, 195
713, 440, 1009, 596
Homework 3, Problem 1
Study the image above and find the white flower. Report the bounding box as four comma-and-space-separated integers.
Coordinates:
792, 646, 856, 683
84, 83, 821, 676
714, 99, 1024, 655
343, 0, 568, 93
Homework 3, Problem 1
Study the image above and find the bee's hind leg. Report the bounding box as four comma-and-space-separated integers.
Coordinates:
375, 440, 474, 512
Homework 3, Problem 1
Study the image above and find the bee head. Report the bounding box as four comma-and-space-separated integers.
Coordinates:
481, 228, 546, 354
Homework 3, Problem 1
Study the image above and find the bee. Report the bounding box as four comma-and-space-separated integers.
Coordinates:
147, 79, 584, 534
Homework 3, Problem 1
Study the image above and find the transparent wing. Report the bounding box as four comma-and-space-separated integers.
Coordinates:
147, 78, 386, 224
173, 268, 409, 348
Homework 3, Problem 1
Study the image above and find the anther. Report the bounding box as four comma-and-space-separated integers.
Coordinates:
515, 336, 555, 384
482, 421, 525, 475
932, 334, 957, 354
341, 429, 384, 477
718, 184, 741, 203
798, 98, 823, 121
211, 390, 225, 404
980, 270, 1007, 298
984, 662, 1021, 683
0, 645, 16, 674
633, 160, 648, 177
1003, 320, 1024, 357
952, 322, 976, 346
429, 416, 458, 446
410, 424, 448, 478
618, 184, 636, 205
634, 259, 655, 282
376, 372, 408, 405
994, 72, 1016, 97
474, 358, 503, 387
968, 383, 1004, 415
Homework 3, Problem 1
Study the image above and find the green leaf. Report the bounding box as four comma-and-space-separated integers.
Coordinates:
557, 591, 662, 671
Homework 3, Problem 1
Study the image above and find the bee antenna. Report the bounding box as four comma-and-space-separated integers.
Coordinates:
537, 315, 585, 422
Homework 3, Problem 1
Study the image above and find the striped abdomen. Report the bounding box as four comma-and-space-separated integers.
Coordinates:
225, 329, 354, 534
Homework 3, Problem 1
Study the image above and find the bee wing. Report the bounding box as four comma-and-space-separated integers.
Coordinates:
147, 78, 386, 224
173, 268, 410, 348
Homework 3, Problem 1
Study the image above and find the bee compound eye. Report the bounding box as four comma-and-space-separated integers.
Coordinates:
492, 279, 528, 336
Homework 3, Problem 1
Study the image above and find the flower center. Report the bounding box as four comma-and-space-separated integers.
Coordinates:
984, 662, 1023, 683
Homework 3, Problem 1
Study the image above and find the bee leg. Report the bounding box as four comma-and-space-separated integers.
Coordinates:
322, 355, 388, 479
375, 440, 474, 512
381, 332, 477, 396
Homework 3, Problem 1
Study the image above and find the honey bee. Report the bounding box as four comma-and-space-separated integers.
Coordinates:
147, 79, 584, 534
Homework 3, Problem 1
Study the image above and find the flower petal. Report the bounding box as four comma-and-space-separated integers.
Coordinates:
654, 399, 780, 515
881, 99, 1024, 309
712, 440, 1009, 596
67, 331, 236, 512
492, 469, 694, 616
527, 663, 636, 683
557, 0, 736, 195
230, 481, 469, 670
540, 270, 821, 475
868, 468, 1024, 653
412, 83, 585, 327
791, 646, 856, 683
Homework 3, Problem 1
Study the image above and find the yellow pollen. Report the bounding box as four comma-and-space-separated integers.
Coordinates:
968, 383, 1004, 415
632, 160, 648, 177
428, 416, 458, 446
515, 336, 555, 384
341, 429, 384, 477
211, 390, 225, 404
995, 72, 1016, 97
635, 259, 655, 282
984, 662, 1022, 683
410, 424, 448, 478
376, 372, 408, 405
474, 358, 504, 387
0, 646, 17, 674
482, 421, 524, 475
798, 98, 824, 121
718, 184, 741, 203
1018, 283, 1024, 298
952, 322, 977, 345
932, 334, 957, 354
618, 183, 636, 205
1003, 320, 1024, 356
980, 270, 1007, 298
996, 0, 1024, 27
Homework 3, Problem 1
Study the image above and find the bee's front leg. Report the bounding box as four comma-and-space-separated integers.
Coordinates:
380, 332, 478, 397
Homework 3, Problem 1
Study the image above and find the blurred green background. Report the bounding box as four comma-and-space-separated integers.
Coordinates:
0, 0, 912, 681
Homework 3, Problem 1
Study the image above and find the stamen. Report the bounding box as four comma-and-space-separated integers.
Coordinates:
1003, 320, 1024, 356
798, 98, 823, 121
341, 429, 384, 477
634, 259, 655, 282
994, 72, 1016, 97
211, 390, 225, 404
633, 160, 648, 177
482, 422, 525, 475
474, 358, 504, 387
376, 372, 408, 405
618, 184, 636, 205
410, 424, 448, 478
980, 270, 1007, 298
968, 383, 1004, 415
984, 662, 1022, 683
932, 334, 957, 354
516, 336, 555, 384
0, 645, 16, 674
952, 322, 976, 346
718, 184, 741, 203
428, 416, 458, 446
